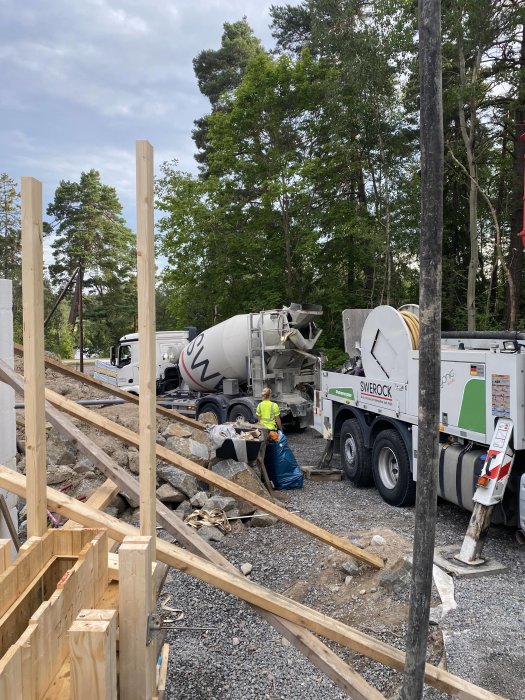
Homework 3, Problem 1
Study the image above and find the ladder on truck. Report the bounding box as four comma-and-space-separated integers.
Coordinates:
248, 313, 266, 399
456, 418, 515, 565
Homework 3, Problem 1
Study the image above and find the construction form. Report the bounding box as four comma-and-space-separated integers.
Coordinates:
0, 142, 509, 700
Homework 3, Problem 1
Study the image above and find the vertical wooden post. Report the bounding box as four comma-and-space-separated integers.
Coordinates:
21, 177, 47, 538
136, 140, 157, 555
402, 2, 444, 699
69, 609, 118, 700
0, 539, 12, 574
118, 535, 155, 699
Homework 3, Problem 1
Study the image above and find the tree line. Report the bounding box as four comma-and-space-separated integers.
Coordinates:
1, 1, 524, 361
157, 0, 525, 360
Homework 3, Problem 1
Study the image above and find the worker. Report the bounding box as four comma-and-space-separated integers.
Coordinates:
256, 387, 283, 431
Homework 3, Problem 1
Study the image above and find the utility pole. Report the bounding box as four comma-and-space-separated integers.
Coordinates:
401, 1, 444, 699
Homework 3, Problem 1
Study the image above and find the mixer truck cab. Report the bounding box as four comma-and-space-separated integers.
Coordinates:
97, 329, 196, 393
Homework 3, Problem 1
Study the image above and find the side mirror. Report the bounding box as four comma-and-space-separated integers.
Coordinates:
110, 346, 116, 366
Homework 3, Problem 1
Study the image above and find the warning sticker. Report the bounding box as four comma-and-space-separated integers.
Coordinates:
492, 374, 511, 418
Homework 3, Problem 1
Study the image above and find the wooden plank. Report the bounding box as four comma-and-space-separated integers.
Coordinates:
119, 535, 156, 699
136, 140, 157, 550
21, 176, 47, 537
0, 535, 48, 616
0, 540, 11, 575
38, 382, 383, 567
92, 530, 109, 605
0, 555, 74, 658
69, 610, 117, 700
0, 531, 103, 699
1, 364, 394, 699
29, 537, 100, 696
0, 360, 383, 567
13, 342, 205, 431
0, 466, 505, 700
0, 644, 22, 700
63, 479, 119, 530
156, 643, 169, 700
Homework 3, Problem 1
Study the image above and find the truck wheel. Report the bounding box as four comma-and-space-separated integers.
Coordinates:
228, 404, 254, 422
340, 419, 373, 486
197, 403, 221, 424
371, 429, 415, 506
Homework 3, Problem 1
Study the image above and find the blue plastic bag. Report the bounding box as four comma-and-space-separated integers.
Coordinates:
264, 432, 304, 490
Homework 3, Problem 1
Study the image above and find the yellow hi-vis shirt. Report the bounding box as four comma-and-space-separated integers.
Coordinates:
256, 399, 280, 429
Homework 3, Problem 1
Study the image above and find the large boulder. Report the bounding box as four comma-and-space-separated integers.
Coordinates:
163, 423, 193, 439
204, 495, 237, 513
379, 556, 412, 593
165, 436, 210, 467
46, 465, 78, 485
156, 483, 186, 504
210, 459, 269, 516
157, 463, 199, 498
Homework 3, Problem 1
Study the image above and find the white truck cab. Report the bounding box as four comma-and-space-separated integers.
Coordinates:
96, 329, 195, 393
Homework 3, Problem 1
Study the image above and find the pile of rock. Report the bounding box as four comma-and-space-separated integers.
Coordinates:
15, 416, 277, 541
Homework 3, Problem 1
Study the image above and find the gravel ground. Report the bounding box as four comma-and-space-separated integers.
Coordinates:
160, 429, 525, 700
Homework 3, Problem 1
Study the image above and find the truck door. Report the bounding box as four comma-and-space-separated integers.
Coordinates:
116, 343, 135, 388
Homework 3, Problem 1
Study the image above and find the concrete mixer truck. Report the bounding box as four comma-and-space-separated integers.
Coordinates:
94, 303, 323, 429
314, 305, 525, 537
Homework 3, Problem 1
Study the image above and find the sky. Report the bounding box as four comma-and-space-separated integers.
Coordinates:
0, 0, 296, 247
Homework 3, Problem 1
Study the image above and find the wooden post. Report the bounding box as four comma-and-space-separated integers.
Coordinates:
69, 609, 117, 700
119, 535, 155, 699
136, 140, 157, 554
0, 539, 12, 574
402, 2, 444, 699
21, 177, 47, 537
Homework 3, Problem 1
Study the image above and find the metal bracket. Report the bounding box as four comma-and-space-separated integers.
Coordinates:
146, 613, 165, 646
147, 613, 217, 645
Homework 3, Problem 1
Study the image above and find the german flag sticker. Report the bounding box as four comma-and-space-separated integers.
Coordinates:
470, 365, 478, 375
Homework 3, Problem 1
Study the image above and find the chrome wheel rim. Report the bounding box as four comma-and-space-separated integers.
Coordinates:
344, 434, 357, 466
377, 446, 399, 489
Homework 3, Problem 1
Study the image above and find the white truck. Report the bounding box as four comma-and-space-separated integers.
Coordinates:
94, 303, 322, 428
314, 305, 525, 536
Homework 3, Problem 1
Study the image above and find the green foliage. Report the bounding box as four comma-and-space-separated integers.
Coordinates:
0, 173, 22, 326
43, 279, 76, 358
45, 170, 136, 354
46, 170, 135, 287
193, 18, 265, 108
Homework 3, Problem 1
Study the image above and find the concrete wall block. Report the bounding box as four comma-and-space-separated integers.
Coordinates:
0, 278, 17, 537
0, 489, 17, 509
0, 505, 18, 542
0, 409, 16, 463
0, 279, 12, 310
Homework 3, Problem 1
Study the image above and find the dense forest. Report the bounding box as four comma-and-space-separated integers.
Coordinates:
1, 1, 525, 359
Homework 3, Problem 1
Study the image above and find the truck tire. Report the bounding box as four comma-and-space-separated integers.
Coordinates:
197, 403, 221, 424
371, 429, 416, 506
340, 419, 373, 486
228, 404, 254, 422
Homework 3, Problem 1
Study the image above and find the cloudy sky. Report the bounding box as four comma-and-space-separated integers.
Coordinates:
1, 0, 295, 237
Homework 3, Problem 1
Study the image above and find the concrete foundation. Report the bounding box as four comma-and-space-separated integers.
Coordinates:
434, 544, 507, 578
0, 279, 18, 544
